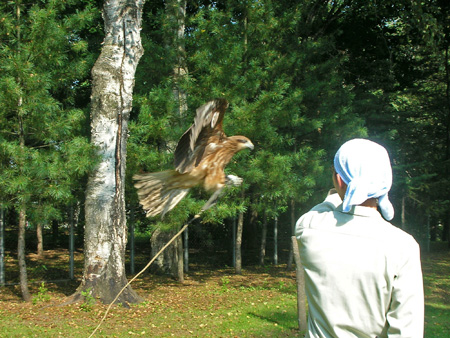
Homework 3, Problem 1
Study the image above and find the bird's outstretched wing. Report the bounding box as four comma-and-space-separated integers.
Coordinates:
174, 98, 229, 174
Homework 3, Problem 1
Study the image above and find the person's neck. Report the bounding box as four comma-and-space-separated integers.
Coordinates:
360, 198, 378, 209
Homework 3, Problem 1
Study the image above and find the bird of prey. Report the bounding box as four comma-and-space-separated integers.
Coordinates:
133, 98, 254, 218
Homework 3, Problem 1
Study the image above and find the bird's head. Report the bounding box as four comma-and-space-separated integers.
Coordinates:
232, 136, 254, 151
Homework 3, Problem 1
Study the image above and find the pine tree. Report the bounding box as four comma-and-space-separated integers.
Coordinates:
334, 0, 450, 242
0, 0, 97, 301
128, 0, 364, 268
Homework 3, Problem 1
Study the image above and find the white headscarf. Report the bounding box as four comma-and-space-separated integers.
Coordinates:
333, 139, 394, 221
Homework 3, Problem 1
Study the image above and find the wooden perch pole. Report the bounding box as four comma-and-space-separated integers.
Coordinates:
291, 235, 307, 332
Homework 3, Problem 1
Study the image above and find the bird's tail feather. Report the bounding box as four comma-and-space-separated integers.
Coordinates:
133, 171, 189, 218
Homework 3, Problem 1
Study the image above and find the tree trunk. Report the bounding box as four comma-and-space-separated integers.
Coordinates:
176, 235, 184, 283
149, 0, 188, 281
36, 222, 44, 259
183, 227, 189, 272
51, 220, 58, 245
259, 213, 267, 266
287, 199, 295, 270
18, 205, 31, 302
445, 38, 450, 248
273, 216, 278, 265
150, 228, 184, 282
232, 216, 236, 267
0, 206, 5, 286
75, 0, 145, 305
15, 1, 30, 302
129, 207, 135, 275
401, 196, 406, 230
150, 228, 185, 281
447, 216, 450, 249
166, 0, 188, 116
235, 201, 244, 275
69, 205, 75, 280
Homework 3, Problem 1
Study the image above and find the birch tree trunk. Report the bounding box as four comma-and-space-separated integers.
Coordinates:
171, 0, 187, 281
74, 0, 145, 305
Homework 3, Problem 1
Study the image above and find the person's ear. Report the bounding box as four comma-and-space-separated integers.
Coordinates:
333, 173, 347, 200
335, 173, 346, 190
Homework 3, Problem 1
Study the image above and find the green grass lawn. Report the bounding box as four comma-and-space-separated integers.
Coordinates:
0, 247, 448, 337
422, 249, 450, 338
0, 265, 302, 338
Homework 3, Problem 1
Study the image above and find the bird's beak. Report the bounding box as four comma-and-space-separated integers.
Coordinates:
246, 141, 254, 150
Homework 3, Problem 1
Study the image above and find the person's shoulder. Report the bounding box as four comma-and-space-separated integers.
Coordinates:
296, 193, 341, 231
310, 192, 342, 212
382, 221, 420, 252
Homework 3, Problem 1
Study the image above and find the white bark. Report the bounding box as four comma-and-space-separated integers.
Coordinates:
78, 0, 145, 305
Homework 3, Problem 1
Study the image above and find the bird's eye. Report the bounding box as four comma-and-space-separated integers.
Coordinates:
238, 139, 247, 143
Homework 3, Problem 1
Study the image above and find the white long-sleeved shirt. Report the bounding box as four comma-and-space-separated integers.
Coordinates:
296, 193, 424, 338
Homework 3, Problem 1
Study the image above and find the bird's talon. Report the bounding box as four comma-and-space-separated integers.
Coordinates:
226, 175, 243, 186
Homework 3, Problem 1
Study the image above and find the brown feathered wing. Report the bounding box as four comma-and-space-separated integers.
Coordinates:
174, 98, 228, 173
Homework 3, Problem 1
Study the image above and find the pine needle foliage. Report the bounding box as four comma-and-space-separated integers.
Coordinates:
0, 0, 98, 223
128, 0, 366, 232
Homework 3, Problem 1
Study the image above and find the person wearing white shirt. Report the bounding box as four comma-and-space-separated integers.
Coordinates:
296, 139, 424, 338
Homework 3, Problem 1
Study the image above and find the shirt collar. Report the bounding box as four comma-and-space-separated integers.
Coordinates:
336, 203, 383, 219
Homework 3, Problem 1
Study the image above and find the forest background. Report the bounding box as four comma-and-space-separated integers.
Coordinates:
0, 0, 449, 306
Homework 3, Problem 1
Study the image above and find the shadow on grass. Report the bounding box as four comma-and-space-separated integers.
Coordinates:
247, 309, 304, 337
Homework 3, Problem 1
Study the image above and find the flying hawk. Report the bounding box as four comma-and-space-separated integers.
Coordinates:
133, 99, 254, 218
